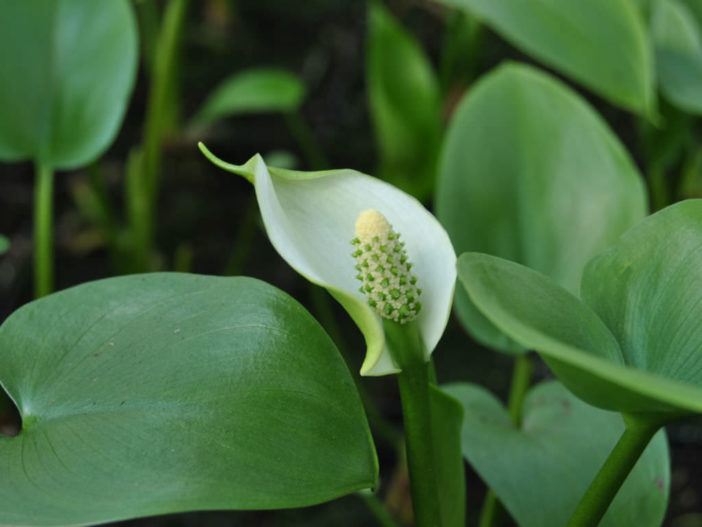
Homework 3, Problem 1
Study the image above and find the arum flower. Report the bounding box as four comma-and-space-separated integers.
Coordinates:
199, 143, 456, 375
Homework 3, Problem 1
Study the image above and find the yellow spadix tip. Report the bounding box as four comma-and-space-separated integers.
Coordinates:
355, 209, 392, 242
350, 209, 422, 323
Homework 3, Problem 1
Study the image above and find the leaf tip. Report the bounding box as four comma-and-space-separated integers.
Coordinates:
197, 142, 255, 183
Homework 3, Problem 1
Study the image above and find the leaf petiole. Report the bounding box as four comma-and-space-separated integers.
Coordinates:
34, 163, 54, 298
385, 320, 442, 527
567, 415, 665, 526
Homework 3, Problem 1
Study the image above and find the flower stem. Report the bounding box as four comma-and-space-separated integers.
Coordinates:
478, 352, 532, 527
127, 0, 187, 271
34, 163, 54, 298
385, 321, 442, 527
507, 353, 532, 426
478, 490, 501, 527
358, 491, 400, 527
567, 415, 662, 526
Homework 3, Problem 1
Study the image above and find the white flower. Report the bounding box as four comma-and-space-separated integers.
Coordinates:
200, 144, 457, 376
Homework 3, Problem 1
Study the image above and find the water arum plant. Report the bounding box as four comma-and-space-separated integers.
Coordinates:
198, 143, 456, 376
437, 63, 648, 356
436, 62, 652, 525
199, 144, 460, 526
0, 0, 138, 296
0, 274, 377, 525
458, 199, 702, 525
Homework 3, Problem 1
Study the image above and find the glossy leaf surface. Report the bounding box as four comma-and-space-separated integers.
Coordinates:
0, 0, 138, 168
437, 63, 647, 354
444, 381, 669, 527
435, 0, 654, 114
0, 274, 377, 526
367, 3, 442, 200
190, 68, 306, 128
457, 201, 702, 416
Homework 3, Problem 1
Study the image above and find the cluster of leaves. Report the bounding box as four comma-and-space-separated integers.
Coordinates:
0, 0, 701, 526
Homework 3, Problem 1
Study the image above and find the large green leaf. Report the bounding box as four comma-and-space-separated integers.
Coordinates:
581, 200, 702, 395
367, 2, 442, 200
651, 0, 702, 114
0, 274, 377, 526
681, 0, 702, 25
434, 0, 655, 115
0, 0, 138, 169
456, 201, 702, 416
190, 68, 306, 128
429, 386, 465, 527
443, 381, 669, 527
436, 63, 647, 354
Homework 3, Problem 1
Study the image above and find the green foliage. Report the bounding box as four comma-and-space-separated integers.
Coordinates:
191, 68, 306, 128
0, 235, 8, 256
367, 2, 442, 200
457, 200, 702, 417
0, 0, 138, 169
582, 200, 702, 393
436, 63, 647, 354
650, 0, 702, 114
444, 381, 669, 527
429, 386, 466, 527
126, 0, 188, 273
0, 274, 377, 526
435, 0, 655, 115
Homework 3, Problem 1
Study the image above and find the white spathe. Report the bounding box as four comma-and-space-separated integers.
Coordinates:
201, 145, 457, 376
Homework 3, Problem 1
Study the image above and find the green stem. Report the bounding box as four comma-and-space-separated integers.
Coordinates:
128, 0, 188, 271
34, 163, 54, 298
567, 415, 662, 526
507, 353, 532, 426
385, 321, 442, 527
135, 0, 160, 74
479, 352, 532, 527
126, 147, 150, 272
438, 10, 483, 94
359, 491, 400, 527
143, 0, 187, 198
478, 490, 500, 527
284, 111, 330, 170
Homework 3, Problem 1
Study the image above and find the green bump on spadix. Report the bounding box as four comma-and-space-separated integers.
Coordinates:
351, 209, 422, 323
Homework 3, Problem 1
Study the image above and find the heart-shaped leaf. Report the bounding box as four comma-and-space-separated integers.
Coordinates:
434, 0, 655, 115
436, 63, 647, 354
651, 0, 702, 114
457, 199, 702, 417
190, 68, 306, 128
367, 2, 442, 200
0, 0, 138, 169
443, 381, 669, 527
0, 274, 377, 526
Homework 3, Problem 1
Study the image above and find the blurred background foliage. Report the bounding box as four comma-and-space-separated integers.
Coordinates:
1, 0, 701, 525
